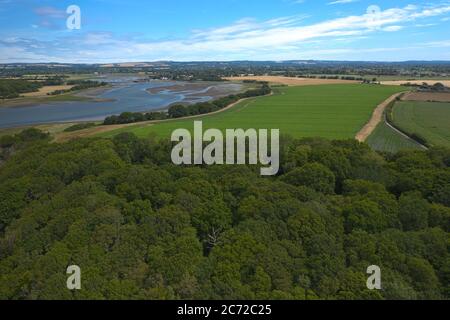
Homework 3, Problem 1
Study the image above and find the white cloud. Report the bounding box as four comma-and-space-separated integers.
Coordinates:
424, 39, 450, 47
328, 0, 359, 5
2, 3, 450, 62
382, 25, 403, 32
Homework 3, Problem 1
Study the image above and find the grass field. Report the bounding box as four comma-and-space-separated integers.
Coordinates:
391, 101, 450, 148
367, 122, 423, 153
100, 84, 404, 140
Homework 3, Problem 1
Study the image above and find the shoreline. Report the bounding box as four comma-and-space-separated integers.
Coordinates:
0, 81, 249, 131
0, 81, 243, 110
147, 81, 245, 99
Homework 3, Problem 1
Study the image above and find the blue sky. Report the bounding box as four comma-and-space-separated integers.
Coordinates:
1, 0, 450, 63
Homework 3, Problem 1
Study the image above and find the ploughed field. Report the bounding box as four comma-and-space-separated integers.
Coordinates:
101, 84, 404, 140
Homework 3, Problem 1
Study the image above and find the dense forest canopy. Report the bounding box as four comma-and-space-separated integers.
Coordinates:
0, 129, 448, 300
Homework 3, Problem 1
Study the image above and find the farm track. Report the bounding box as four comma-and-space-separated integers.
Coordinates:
355, 92, 407, 142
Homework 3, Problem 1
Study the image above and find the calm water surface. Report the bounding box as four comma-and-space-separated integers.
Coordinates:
0, 77, 242, 128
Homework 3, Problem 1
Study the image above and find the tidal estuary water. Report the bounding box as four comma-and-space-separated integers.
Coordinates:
0, 77, 243, 129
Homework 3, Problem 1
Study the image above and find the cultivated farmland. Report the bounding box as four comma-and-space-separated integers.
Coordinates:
391, 101, 450, 148
366, 122, 423, 153
100, 84, 404, 140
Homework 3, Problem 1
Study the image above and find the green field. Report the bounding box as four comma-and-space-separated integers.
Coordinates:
392, 101, 450, 148
101, 84, 404, 140
367, 121, 423, 153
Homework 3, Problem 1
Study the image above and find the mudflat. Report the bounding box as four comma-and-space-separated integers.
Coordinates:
146, 82, 244, 99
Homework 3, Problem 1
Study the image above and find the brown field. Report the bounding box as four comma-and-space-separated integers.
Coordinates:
22, 85, 74, 97
381, 80, 450, 87
224, 76, 358, 86
401, 91, 450, 102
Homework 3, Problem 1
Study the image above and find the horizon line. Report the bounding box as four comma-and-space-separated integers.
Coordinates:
2, 59, 450, 65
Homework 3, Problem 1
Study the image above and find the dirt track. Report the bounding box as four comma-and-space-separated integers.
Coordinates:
355, 92, 407, 142
224, 76, 357, 86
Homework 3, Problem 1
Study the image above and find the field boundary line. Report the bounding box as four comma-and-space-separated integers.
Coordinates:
356, 92, 408, 142
383, 104, 429, 150
383, 113, 428, 150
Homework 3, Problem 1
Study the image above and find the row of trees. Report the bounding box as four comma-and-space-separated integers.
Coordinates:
103, 84, 271, 125
401, 82, 449, 92
103, 111, 169, 125
0, 129, 448, 300
48, 80, 108, 96
291, 75, 365, 81
41, 76, 66, 86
